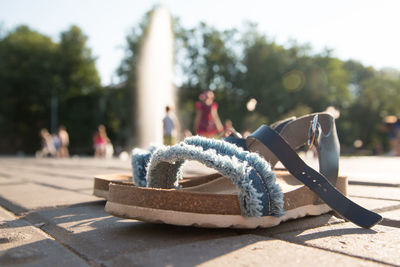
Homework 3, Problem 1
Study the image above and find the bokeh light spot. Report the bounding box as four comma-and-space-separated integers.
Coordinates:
282, 70, 305, 91
353, 139, 363, 148
246, 98, 257, 111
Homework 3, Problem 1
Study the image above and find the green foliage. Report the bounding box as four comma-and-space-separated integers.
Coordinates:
0, 26, 57, 152
346, 72, 400, 150
0, 25, 101, 154
176, 23, 244, 130
176, 21, 400, 153
178, 23, 354, 135
57, 26, 100, 98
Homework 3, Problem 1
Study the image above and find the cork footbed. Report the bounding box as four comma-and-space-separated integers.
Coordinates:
93, 173, 223, 199
105, 171, 347, 228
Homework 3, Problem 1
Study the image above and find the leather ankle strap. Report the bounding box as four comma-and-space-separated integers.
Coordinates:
247, 125, 382, 228
247, 113, 339, 184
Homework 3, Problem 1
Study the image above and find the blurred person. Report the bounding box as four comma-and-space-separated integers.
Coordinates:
37, 128, 56, 157
182, 129, 193, 139
93, 124, 111, 158
222, 119, 240, 138
381, 115, 400, 156
52, 133, 61, 155
242, 130, 251, 139
162, 105, 179, 145
193, 90, 223, 138
105, 141, 114, 159
58, 125, 69, 158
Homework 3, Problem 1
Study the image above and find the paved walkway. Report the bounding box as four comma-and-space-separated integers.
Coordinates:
0, 156, 399, 266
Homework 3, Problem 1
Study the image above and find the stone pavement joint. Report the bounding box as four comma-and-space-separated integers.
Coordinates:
0, 196, 28, 216
379, 218, 400, 228
349, 181, 400, 188
372, 203, 400, 214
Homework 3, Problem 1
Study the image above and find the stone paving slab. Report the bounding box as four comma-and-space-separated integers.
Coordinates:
22, 202, 239, 264
1, 166, 100, 181
348, 185, 400, 201
349, 196, 400, 212
0, 168, 93, 190
382, 208, 400, 221
0, 157, 214, 176
1, 159, 128, 178
0, 206, 89, 266
379, 208, 400, 229
339, 157, 400, 185
105, 234, 385, 267
0, 182, 98, 211
0, 157, 130, 170
273, 222, 400, 266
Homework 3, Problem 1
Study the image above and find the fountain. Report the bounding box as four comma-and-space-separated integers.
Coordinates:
136, 6, 175, 148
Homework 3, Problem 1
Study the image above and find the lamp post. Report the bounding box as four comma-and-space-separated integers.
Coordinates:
50, 92, 58, 134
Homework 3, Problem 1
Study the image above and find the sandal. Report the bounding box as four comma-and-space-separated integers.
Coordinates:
94, 112, 332, 199
105, 115, 382, 228
93, 117, 296, 199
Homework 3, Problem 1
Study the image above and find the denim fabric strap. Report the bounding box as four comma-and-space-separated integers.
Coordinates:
131, 148, 152, 187
146, 137, 285, 217
184, 136, 284, 217
131, 117, 296, 185
131, 146, 158, 187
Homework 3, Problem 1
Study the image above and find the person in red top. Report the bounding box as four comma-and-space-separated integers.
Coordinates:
93, 124, 110, 158
193, 90, 223, 138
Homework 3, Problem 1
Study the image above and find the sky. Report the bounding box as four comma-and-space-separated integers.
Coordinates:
1, 0, 400, 85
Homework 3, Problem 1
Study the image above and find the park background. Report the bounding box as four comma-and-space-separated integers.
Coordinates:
1, 1, 400, 156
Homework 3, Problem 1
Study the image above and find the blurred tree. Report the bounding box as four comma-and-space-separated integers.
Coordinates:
241, 25, 293, 126
177, 22, 359, 140
56, 26, 101, 154
240, 25, 352, 132
348, 74, 400, 151
0, 26, 57, 153
343, 60, 375, 95
177, 22, 243, 131
0, 25, 101, 154
57, 26, 100, 98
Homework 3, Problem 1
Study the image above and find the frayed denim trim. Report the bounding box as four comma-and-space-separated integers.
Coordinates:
185, 136, 284, 217
131, 148, 152, 187
131, 145, 159, 187
147, 142, 264, 217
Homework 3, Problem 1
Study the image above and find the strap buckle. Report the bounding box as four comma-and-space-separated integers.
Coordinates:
307, 114, 320, 149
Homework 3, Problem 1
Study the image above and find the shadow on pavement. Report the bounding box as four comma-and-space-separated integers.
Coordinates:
2, 197, 397, 266
379, 218, 400, 228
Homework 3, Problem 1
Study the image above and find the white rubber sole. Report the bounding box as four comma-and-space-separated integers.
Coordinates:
105, 202, 331, 229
